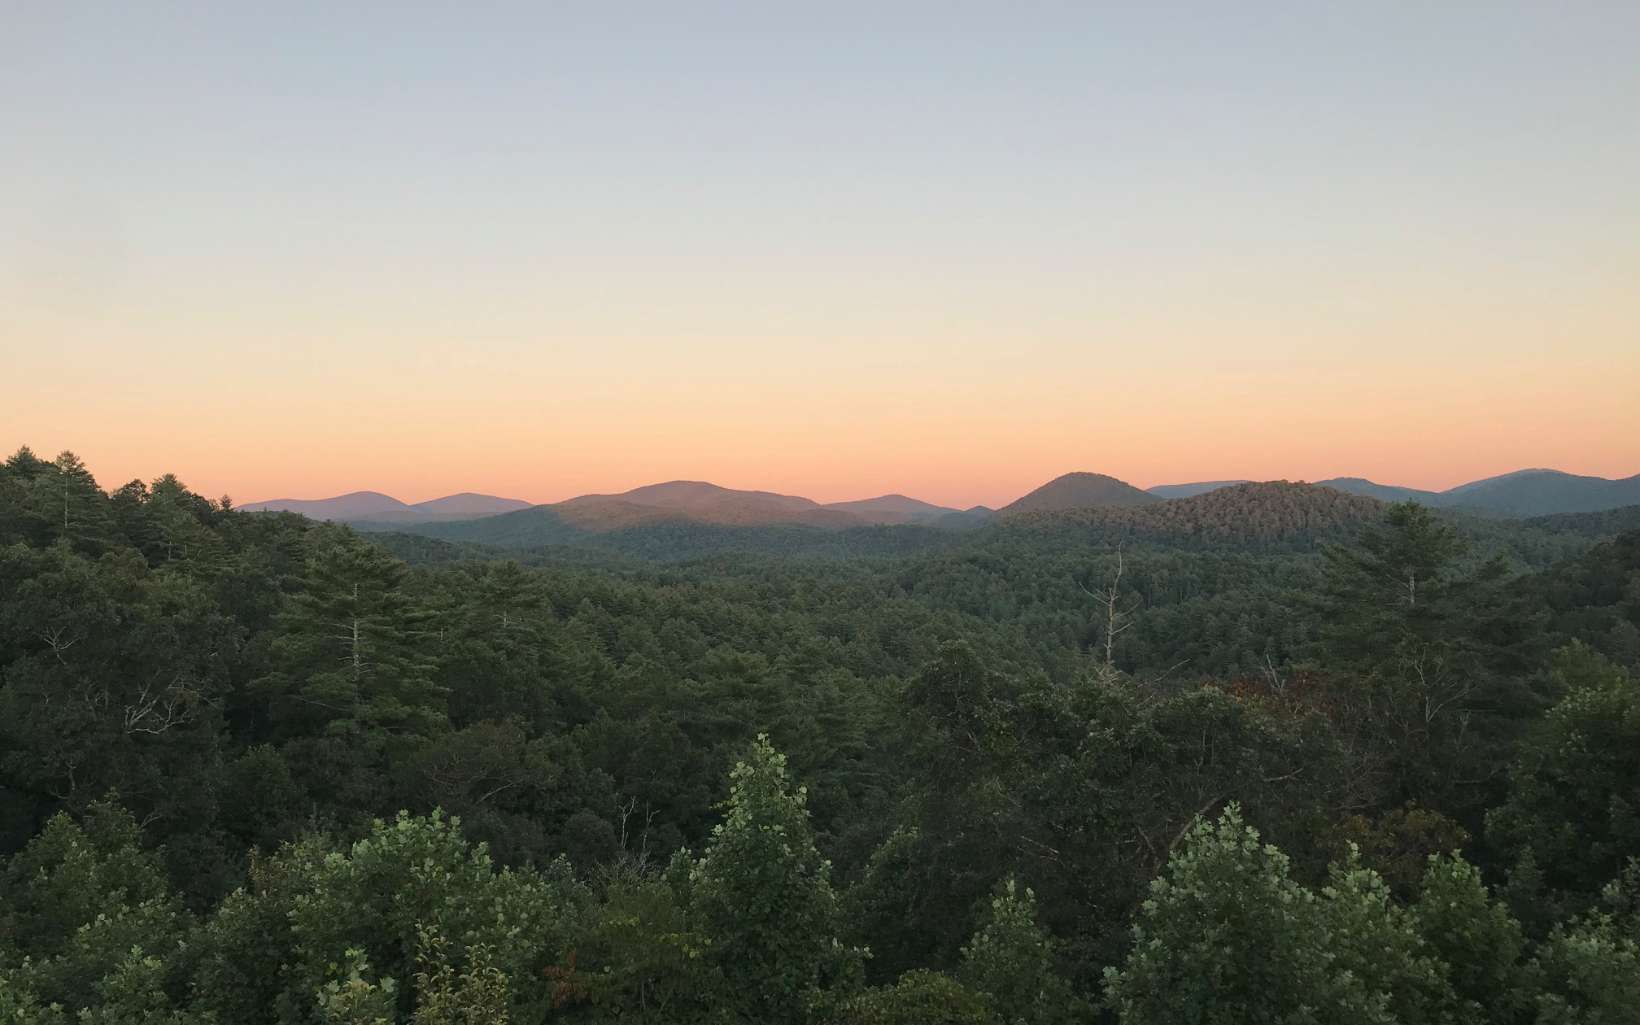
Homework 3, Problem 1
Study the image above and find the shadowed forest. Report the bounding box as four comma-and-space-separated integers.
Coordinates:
2, 446, 1638, 1023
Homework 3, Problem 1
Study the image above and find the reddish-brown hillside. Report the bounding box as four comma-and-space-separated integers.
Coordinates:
551, 481, 864, 531
999, 472, 1160, 514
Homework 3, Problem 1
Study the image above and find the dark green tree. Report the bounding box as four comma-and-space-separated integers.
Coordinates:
1315, 502, 1533, 818
258, 525, 443, 742
24, 452, 115, 553
0, 801, 190, 1018
1487, 644, 1640, 916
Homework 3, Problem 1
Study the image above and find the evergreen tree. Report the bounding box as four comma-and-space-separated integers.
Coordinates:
689, 734, 859, 1023
0, 445, 55, 546
259, 525, 443, 742
1315, 502, 1532, 817
25, 451, 115, 553
1317, 502, 1469, 666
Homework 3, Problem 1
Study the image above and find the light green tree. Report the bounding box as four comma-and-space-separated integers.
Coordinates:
1488, 644, 1640, 915
689, 734, 861, 1023
1411, 854, 1531, 1024
838, 970, 997, 1025
1104, 805, 1456, 1025
957, 879, 1084, 1025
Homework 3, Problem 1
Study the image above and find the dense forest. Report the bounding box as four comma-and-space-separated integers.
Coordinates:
2, 446, 1638, 1024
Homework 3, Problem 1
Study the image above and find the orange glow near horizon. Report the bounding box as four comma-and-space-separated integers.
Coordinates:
5, 6, 1638, 506
6, 312, 1636, 510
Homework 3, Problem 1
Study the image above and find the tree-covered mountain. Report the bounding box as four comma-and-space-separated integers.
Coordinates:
241, 489, 418, 519
365, 481, 1612, 570
6, 445, 1640, 1025
1441, 468, 1640, 516
347, 482, 971, 534
998, 472, 1161, 514
408, 492, 537, 519
1003, 481, 1384, 548
1315, 476, 1444, 503
1155, 470, 1640, 516
251, 466, 1640, 543
555, 480, 862, 529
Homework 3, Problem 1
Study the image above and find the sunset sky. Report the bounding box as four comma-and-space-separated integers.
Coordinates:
3, 3, 1637, 508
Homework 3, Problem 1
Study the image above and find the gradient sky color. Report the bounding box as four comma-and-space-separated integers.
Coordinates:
3, 3, 1637, 508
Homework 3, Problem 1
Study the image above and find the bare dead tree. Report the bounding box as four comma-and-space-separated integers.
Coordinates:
40, 627, 78, 664
1262, 653, 1285, 693
123, 674, 203, 736
1080, 545, 1133, 679
615, 795, 659, 871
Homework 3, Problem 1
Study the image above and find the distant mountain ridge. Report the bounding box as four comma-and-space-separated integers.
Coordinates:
554, 481, 865, 530
823, 493, 962, 525
1147, 480, 1250, 500
1315, 478, 1443, 503
1151, 469, 1640, 517
1437, 469, 1640, 516
251, 465, 1640, 535
249, 481, 971, 532
240, 491, 533, 523
1001, 472, 1160, 515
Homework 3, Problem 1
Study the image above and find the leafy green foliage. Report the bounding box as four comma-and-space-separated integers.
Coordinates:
1531, 909, 1640, 1024
957, 880, 1084, 1025
1325, 803, 1470, 897
1488, 644, 1640, 914
837, 970, 997, 1025
689, 735, 860, 1023
191, 810, 565, 1025
2, 447, 1639, 1023
1104, 806, 1459, 1025
1411, 854, 1531, 1024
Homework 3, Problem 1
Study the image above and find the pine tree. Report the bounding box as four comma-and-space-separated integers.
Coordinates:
1315, 502, 1528, 815
260, 526, 444, 742
22, 451, 115, 552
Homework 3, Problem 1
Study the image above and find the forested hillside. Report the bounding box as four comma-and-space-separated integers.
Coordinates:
3, 446, 1639, 1024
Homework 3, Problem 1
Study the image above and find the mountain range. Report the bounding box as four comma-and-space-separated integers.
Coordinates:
243, 467, 1640, 532
246, 481, 983, 531
1150, 469, 1640, 518
239, 491, 531, 522
999, 472, 1158, 513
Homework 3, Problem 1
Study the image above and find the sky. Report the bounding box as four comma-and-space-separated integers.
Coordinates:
3, 2, 1637, 508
